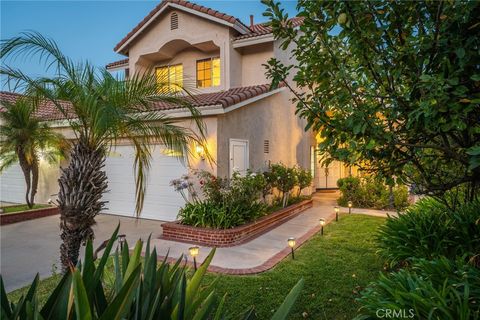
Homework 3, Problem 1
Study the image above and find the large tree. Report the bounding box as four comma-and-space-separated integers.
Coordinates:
0, 97, 67, 208
1, 32, 208, 270
263, 0, 480, 203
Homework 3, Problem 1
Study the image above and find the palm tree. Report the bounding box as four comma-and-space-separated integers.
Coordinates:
1, 32, 208, 270
0, 97, 67, 208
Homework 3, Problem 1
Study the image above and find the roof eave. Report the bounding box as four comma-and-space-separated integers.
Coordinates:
233, 33, 275, 48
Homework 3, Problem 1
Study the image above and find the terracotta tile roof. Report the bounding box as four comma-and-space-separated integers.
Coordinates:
0, 84, 281, 121
106, 58, 129, 69
235, 17, 304, 41
0, 91, 75, 121
151, 84, 281, 110
114, 0, 250, 53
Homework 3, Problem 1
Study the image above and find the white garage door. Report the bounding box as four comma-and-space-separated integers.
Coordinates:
0, 163, 26, 204
102, 145, 187, 221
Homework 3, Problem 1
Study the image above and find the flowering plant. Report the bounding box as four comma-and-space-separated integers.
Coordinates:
169, 174, 199, 203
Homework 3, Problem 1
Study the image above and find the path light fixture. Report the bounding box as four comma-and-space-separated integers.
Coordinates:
319, 218, 326, 236
334, 206, 339, 221
189, 246, 200, 271
118, 234, 126, 249
288, 237, 296, 259
348, 201, 353, 214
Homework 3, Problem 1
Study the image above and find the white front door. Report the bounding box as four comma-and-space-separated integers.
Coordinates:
316, 160, 342, 189
229, 139, 249, 177
102, 145, 187, 221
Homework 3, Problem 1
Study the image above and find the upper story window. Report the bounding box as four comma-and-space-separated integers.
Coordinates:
156, 64, 183, 93
196, 57, 220, 88
171, 12, 178, 30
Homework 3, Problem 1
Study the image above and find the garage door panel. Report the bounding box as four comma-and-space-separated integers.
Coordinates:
102, 145, 186, 221
0, 164, 26, 203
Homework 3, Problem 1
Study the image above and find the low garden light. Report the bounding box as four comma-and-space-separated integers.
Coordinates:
118, 234, 126, 249
348, 201, 353, 214
334, 206, 339, 221
319, 218, 326, 235
189, 246, 200, 271
287, 237, 296, 259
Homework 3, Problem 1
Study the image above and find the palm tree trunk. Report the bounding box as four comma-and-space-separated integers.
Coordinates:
58, 140, 108, 272
29, 156, 39, 207
17, 151, 33, 208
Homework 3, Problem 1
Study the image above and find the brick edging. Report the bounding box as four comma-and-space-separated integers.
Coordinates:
0, 207, 59, 225
161, 199, 313, 247
157, 212, 337, 275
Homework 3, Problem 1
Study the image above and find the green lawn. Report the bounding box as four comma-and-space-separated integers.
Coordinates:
1, 204, 50, 214
7, 214, 385, 319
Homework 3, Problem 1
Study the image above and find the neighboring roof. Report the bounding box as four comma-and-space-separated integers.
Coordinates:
106, 58, 129, 70
114, 0, 251, 54
0, 84, 282, 121
234, 17, 304, 41
0, 91, 75, 121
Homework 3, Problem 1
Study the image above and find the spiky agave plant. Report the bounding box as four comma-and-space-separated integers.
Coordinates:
0, 32, 209, 271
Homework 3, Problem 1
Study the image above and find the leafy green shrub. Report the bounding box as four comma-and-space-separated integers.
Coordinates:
377, 198, 480, 267
1, 226, 305, 320
294, 166, 313, 196
178, 200, 266, 229
176, 171, 267, 229
270, 163, 297, 207
337, 176, 409, 210
355, 258, 480, 320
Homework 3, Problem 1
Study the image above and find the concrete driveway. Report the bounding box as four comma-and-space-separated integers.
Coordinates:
0, 214, 164, 292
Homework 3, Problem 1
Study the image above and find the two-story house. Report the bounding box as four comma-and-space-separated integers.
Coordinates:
0, 0, 353, 221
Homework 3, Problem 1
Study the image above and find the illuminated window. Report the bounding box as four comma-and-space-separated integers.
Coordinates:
156, 64, 183, 92
196, 57, 220, 88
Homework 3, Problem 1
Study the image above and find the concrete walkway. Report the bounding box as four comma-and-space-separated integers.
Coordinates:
149, 192, 340, 272
149, 191, 395, 273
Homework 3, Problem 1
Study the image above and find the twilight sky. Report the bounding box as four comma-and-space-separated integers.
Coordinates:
1, 0, 298, 88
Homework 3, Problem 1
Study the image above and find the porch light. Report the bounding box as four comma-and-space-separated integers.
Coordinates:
189, 246, 200, 271
319, 218, 326, 235
348, 201, 353, 214
195, 144, 205, 160
287, 237, 296, 259
334, 206, 339, 221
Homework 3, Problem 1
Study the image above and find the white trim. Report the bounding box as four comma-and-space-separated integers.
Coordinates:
232, 34, 275, 48
229, 138, 249, 177
106, 64, 129, 72
43, 87, 286, 128
116, 2, 249, 53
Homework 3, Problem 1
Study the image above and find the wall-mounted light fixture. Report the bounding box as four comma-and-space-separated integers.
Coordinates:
195, 144, 205, 160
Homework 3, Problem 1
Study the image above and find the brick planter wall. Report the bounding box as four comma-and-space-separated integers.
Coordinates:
0, 207, 59, 225
161, 199, 313, 247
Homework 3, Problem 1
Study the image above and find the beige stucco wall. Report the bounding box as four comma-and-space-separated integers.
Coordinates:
216, 89, 314, 178
127, 8, 234, 91
240, 42, 273, 86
